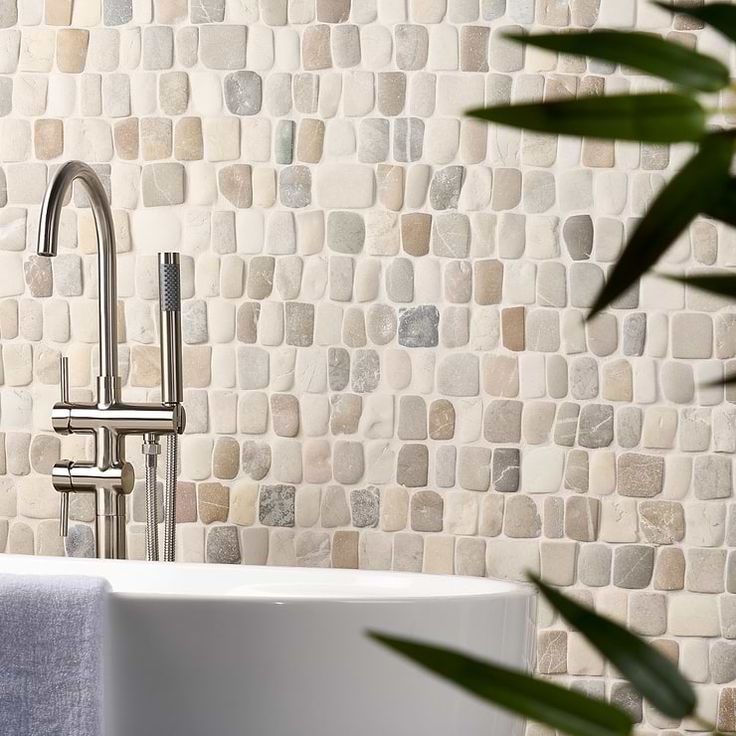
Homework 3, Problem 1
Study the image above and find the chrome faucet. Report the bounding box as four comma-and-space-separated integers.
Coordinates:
38, 161, 185, 560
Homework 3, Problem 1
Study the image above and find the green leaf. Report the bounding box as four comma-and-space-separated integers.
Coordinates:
708, 372, 736, 387
467, 94, 706, 143
369, 633, 633, 736
703, 178, 736, 227
664, 273, 736, 299
532, 576, 697, 719
655, 2, 736, 44
507, 30, 730, 92
590, 132, 735, 316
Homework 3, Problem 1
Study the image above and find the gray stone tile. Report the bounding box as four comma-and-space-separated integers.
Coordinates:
280, 165, 312, 208
141, 163, 185, 207
563, 215, 593, 260
492, 448, 520, 492
613, 545, 654, 589
104, 0, 133, 25
327, 211, 365, 254
554, 402, 580, 447
616, 406, 642, 449
577, 403, 614, 448
259, 484, 296, 527
333, 441, 364, 484
206, 526, 241, 564
394, 117, 424, 162
611, 683, 642, 724
65, 524, 95, 558
0, 1, 17, 27
395, 24, 428, 70
351, 486, 380, 527
284, 302, 314, 347
351, 349, 380, 393
654, 547, 685, 591
397, 444, 428, 487
191, 0, 226, 23
711, 641, 736, 684
224, 71, 262, 116
275, 120, 295, 164
398, 305, 439, 348
578, 544, 611, 587
328, 347, 350, 391
564, 449, 588, 493
504, 496, 541, 538
241, 441, 271, 480
617, 453, 664, 498
565, 496, 599, 542
484, 400, 522, 443
693, 455, 732, 500
430, 166, 464, 210
622, 313, 646, 356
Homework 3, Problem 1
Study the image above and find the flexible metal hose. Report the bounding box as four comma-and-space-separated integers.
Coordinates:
162, 432, 178, 562
143, 435, 160, 562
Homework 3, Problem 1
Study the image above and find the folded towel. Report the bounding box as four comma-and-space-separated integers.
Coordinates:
0, 573, 109, 736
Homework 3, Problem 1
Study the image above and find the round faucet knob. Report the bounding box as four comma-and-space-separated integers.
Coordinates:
119, 462, 136, 495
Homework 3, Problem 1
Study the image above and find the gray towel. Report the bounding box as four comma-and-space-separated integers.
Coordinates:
0, 573, 109, 736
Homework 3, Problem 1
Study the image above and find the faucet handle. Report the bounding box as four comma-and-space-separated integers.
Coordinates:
59, 355, 70, 403
59, 491, 69, 537
52, 460, 74, 537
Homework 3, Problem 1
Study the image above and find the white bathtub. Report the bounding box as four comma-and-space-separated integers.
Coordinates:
0, 554, 536, 736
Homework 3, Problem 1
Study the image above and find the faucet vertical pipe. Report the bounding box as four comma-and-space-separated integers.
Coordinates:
94, 427, 129, 560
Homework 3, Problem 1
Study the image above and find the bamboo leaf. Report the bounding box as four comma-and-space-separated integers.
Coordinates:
506, 30, 730, 92
707, 372, 736, 387
703, 179, 736, 227
590, 132, 735, 316
467, 94, 706, 143
655, 2, 736, 44
369, 633, 634, 736
532, 577, 697, 719
664, 273, 736, 299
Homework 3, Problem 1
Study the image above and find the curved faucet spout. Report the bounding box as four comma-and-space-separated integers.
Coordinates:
38, 161, 119, 395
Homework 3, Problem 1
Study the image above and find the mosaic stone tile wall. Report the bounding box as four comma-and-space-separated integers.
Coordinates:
1, 0, 736, 729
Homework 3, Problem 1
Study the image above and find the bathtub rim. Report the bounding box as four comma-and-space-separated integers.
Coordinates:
0, 552, 537, 604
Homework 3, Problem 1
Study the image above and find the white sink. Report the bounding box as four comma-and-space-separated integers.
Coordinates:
1, 554, 536, 736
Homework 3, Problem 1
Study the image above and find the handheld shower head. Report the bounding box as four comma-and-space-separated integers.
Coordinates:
158, 252, 183, 406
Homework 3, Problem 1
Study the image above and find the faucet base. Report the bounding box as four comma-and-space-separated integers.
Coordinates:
96, 489, 127, 560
